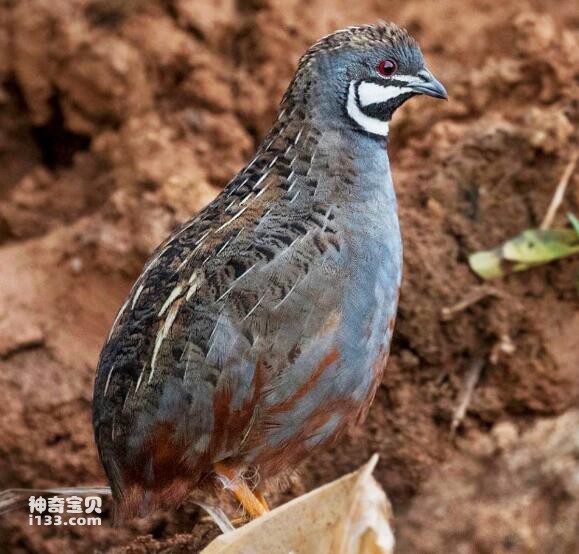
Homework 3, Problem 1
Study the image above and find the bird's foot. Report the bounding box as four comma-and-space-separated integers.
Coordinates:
214, 462, 269, 520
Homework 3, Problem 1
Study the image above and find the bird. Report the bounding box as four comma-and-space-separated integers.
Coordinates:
92, 21, 447, 523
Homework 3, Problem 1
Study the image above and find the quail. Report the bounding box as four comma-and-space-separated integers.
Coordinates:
93, 21, 447, 521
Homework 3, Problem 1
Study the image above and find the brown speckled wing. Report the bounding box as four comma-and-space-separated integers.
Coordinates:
93, 118, 348, 505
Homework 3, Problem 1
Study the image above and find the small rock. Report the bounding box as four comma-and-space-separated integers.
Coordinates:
492, 421, 519, 450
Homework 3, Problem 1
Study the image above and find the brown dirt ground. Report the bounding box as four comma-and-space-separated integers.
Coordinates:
0, 0, 578, 552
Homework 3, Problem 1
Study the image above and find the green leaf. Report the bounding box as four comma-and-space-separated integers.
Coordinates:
567, 213, 579, 235
502, 229, 579, 263
469, 228, 579, 280
468, 250, 504, 279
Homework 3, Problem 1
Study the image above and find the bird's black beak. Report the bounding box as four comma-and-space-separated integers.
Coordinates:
410, 69, 448, 100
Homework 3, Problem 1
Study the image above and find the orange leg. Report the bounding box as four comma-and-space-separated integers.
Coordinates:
254, 489, 269, 511
214, 462, 269, 519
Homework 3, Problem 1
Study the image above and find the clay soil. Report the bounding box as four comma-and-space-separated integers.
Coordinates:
0, 0, 578, 553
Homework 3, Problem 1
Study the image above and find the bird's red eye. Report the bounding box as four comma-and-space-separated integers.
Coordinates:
377, 59, 398, 77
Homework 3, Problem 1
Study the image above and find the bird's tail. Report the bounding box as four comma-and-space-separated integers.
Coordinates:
0, 486, 111, 516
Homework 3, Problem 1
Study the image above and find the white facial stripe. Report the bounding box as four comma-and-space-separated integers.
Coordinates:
357, 81, 413, 107
346, 81, 389, 137
391, 74, 416, 83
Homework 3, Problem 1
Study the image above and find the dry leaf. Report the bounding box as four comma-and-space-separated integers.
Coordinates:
201, 455, 394, 554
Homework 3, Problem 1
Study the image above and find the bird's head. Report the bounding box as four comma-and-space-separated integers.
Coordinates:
284, 22, 447, 138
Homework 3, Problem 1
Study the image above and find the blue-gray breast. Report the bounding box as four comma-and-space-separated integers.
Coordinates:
92, 21, 447, 522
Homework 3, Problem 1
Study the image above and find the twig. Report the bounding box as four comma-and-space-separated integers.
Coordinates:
540, 151, 578, 230
441, 286, 500, 321
490, 333, 515, 365
450, 358, 485, 436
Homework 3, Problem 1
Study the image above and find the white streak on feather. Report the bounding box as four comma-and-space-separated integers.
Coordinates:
216, 235, 234, 254
149, 303, 180, 383
245, 155, 259, 170
174, 252, 194, 274
131, 283, 145, 309
143, 243, 171, 273
108, 299, 129, 340
242, 292, 267, 321
189, 231, 211, 256
214, 205, 248, 233
204, 311, 226, 361
307, 149, 317, 171
227, 177, 249, 197
186, 271, 204, 300
274, 278, 302, 309
103, 363, 116, 396
321, 207, 333, 231
294, 127, 303, 144
135, 369, 144, 393
158, 285, 183, 317
252, 171, 270, 191
240, 193, 254, 205
169, 218, 200, 240
215, 229, 241, 256
216, 263, 257, 302
286, 178, 297, 194
289, 190, 300, 203
254, 181, 271, 198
